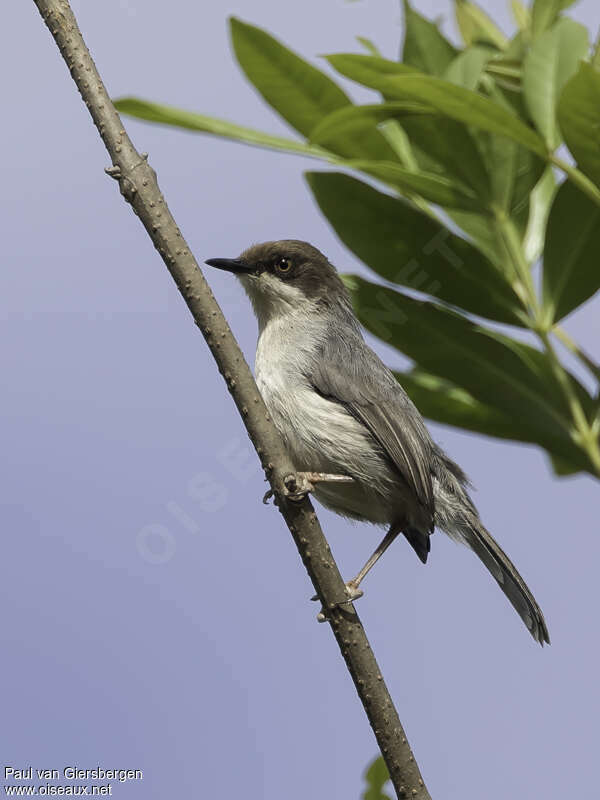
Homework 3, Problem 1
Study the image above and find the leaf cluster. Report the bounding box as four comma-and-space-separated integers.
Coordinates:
115, 0, 600, 478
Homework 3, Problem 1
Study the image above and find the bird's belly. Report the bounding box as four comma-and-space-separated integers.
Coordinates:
256, 373, 410, 525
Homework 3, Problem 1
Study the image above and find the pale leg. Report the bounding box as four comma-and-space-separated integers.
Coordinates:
314, 524, 403, 621
263, 471, 354, 504
345, 526, 402, 599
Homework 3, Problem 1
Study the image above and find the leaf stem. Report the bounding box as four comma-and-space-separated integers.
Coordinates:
550, 155, 600, 208
494, 211, 541, 322
538, 330, 600, 475
496, 213, 600, 476
553, 326, 600, 383
377, 120, 439, 218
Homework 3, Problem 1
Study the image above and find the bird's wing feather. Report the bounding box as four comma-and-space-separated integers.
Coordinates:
308, 328, 435, 527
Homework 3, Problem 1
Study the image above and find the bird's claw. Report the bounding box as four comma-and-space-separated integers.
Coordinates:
343, 581, 364, 602
262, 489, 274, 505
283, 471, 354, 502
283, 473, 314, 502
266, 471, 352, 504
311, 581, 364, 622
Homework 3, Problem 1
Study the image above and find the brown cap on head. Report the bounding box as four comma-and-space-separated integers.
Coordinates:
207, 240, 348, 301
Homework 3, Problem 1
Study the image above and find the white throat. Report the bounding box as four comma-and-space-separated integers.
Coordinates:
238, 272, 309, 333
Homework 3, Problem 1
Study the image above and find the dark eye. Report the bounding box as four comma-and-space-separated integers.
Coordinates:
275, 257, 292, 274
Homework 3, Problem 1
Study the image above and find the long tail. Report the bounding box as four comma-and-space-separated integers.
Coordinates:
459, 518, 549, 645
433, 451, 550, 645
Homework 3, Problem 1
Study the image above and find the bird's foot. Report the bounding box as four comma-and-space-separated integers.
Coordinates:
312, 580, 364, 622
265, 471, 352, 503
343, 580, 365, 602
283, 471, 353, 502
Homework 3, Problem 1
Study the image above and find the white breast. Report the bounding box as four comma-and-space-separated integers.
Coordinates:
255, 309, 328, 469
254, 310, 400, 523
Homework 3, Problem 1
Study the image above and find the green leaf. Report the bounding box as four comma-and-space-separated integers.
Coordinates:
325, 53, 418, 88
454, 1, 508, 49
531, 0, 559, 36
475, 129, 545, 227
229, 18, 396, 161
531, 0, 579, 38
593, 35, 600, 71
346, 275, 593, 471
484, 59, 523, 93
510, 145, 547, 225
522, 18, 590, 149
502, 31, 528, 62
447, 209, 505, 263
377, 120, 420, 170
321, 66, 548, 157
480, 135, 520, 210
362, 757, 392, 800
356, 36, 382, 56
309, 102, 430, 148
399, 115, 492, 198
402, 0, 458, 75
558, 62, 600, 186
230, 17, 347, 136
444, 46, 492, 89
113, 97, 332, 159
523, 167, 557, 263
548, 452, 581, 476
542, 179, 600, 323
404, 72, 543, 227
306, 172, 525, 324
345, 160, 482, 210
398, 368, 564, 446
310, 104, 492, 198
467, 77, 541, 227
511, 0, 531, 33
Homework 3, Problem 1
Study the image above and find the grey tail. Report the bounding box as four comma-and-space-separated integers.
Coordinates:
432, 448, 549, 645
459, 518, 549, 645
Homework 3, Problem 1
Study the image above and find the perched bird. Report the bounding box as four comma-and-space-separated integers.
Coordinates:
206, 240, 549, 645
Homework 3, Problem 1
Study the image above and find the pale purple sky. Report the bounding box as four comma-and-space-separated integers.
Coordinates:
2, 1, 599, 798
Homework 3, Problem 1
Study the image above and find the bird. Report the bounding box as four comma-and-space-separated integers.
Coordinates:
205, 240, 550, 645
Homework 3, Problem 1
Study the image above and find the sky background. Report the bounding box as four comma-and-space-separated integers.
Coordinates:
2, 1, 599, 798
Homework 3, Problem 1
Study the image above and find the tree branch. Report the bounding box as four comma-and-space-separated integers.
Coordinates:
32, 2, 431, 797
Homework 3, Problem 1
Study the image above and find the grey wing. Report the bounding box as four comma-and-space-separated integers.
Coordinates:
308, 329, 435, 529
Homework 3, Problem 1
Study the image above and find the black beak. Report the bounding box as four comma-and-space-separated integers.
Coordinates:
205, 257, 253, 275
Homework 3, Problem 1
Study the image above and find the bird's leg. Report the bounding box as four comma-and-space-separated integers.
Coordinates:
344, 526, 402, 600
283, 471, 354, 501
264, 472, 353, 504
313, 524, 403, 622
